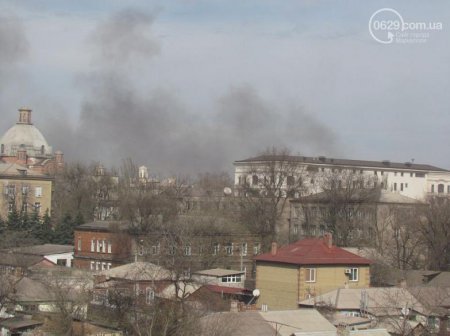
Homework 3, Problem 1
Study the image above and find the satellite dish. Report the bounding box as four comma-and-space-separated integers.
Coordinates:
223, 187, 232, 195
252, 289, 260, 297
401, 307, 410, 316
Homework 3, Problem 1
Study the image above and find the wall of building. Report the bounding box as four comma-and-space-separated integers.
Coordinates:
44, 252, 74, 268
0, 177, 52, 220
256, 261, 370, 310
255, 262, 299, 310
298, 265, 370, 299
73, 230, 132, 271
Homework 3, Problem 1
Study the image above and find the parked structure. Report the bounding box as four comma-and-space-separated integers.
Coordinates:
254, 234, 371, 310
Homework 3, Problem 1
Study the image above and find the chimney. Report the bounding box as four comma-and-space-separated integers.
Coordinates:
17, 108, 32, 125
323, 233, 332, 248
271, 242, 277, 256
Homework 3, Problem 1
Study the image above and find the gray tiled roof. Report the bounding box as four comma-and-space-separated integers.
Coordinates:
77, 220, 131, 231
235, 155, 448, 172
5, 244, 73, 256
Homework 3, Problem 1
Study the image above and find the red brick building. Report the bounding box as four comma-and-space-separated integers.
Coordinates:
73, 221, 132, 271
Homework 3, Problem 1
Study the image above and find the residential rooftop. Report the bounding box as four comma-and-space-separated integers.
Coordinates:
5, 244, 73, 256
194, 268, 245, 277
235, 155, 448, 172
254, 236, 371, 266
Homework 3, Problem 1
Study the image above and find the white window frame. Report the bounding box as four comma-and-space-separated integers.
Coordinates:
305, 268, 316, 283
221, 274, 242, 283
90, 261, 95, 270
78, 238, 82, 251
146, 287, 155, 304
35, 186, 42, 198
107, 240, 112, 253
225, 243, 233, 256
91, 239, 95, 252
349, 268, 359, 282
184, 245, 191, 256
213, 243, 220, 255
241, 242, 247, 256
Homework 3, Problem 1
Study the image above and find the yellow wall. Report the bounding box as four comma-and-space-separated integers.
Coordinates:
256, 262, 370, 310
256, 262, 299, 310
0, 177, 53, 219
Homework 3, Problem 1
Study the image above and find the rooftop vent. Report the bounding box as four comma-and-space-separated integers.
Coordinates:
382, 160, 390, 166
318, 156, 326, 162
405, 162, 412, 167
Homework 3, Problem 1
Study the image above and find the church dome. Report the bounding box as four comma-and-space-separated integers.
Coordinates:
0, 108, 52, 157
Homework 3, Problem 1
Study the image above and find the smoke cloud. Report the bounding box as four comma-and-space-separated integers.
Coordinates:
44, 8, 338, 175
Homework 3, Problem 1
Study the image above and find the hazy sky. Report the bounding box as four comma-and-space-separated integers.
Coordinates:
0, 1, 449, 174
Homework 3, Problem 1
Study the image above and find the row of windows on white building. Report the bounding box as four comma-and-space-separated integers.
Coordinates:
139, 242, 261, 257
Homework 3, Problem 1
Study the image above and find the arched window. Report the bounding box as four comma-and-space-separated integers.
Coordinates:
252, 175, 259, 185
438, 184, 444, 193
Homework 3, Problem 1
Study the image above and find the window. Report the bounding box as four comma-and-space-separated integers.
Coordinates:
253, 243, 261, 255
22, 186, 28, 195
394, 171, 397, 176
213, 243, 220, 255
438, 184, 444, 194
0, 144, 3, 154
145, 287, 155, 304
21, 202, 28, 212
293, 224, 299, 235
168, 246, 176, 255
225, 243, 233, 256
221, 274, 242, 283
241, 242, 247, 256
35, 186, 42, 197
34, 202, 41, 214
349, 268, 359, 281
91, 239, 95, 252
400, 183, 404, 191
431, 185, 435, 193
416, 172, 425, 178
107, 263, 112, 270
151, 243, 160, 255
96, 262, 101, 271
410, 172, 413, 177
381, 171, 384, 176
183, 268, 191, 278
374, 171, 377, 175
252, 175, 258, 185
401, 172, 404, 177
184, 245, 191, 256
101, 262, 106, 270
405, 183, 408, 188
393, 183, 397, 191
107, 240, 112, 253
305, 268, 316, 282
78, 238, 82, 251
90, 261, 95, 270
57, 259, 67, 266
6, 185, 15, 196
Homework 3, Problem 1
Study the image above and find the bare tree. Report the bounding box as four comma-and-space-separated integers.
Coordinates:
237, 147, 306, 248
421, 196, 450, 271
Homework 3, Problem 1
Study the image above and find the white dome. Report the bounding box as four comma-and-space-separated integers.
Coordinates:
0, 123, 52, 157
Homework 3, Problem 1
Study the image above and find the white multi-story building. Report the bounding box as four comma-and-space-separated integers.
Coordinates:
233, 155, 450, 201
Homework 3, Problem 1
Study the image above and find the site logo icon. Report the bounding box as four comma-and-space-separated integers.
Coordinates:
369, 8, 443, 44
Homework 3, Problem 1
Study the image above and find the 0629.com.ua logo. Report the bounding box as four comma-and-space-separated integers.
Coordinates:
369, 8, 442, 44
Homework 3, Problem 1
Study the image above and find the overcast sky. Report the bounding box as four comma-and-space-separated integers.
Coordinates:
0, 1, 449, 175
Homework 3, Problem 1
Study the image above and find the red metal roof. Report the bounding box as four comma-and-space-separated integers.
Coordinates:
254, 238, 371, 266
